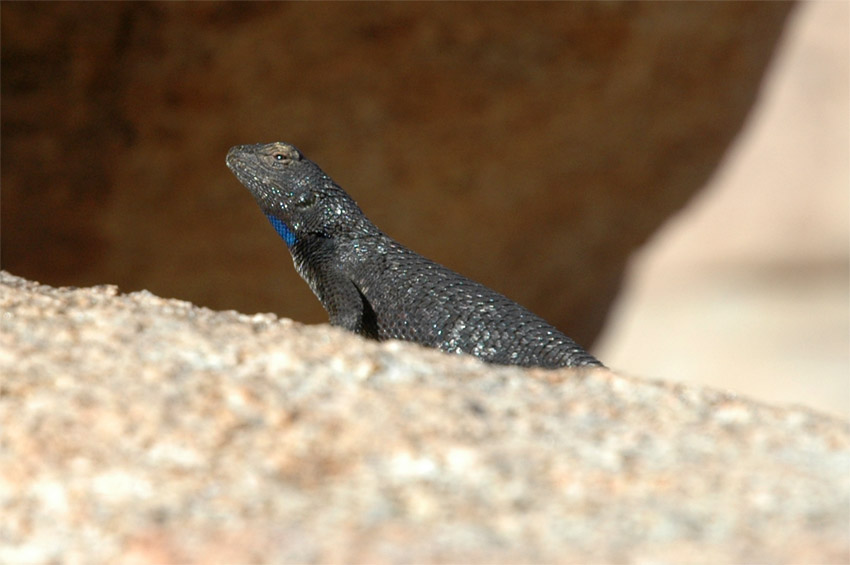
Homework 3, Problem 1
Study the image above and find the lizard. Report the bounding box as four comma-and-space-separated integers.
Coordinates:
226, 141, 602, 369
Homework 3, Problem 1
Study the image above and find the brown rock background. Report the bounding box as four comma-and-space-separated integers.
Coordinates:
1, 2, 794, 348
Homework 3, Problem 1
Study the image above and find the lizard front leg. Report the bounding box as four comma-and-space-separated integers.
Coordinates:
292, 238, 378, 339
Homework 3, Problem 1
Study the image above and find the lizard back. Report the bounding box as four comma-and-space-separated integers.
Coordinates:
338, 236, 601, 367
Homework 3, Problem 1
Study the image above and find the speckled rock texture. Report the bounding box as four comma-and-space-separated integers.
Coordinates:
1, 271, 848, 564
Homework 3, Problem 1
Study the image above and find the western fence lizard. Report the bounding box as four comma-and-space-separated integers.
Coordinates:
227, 142, 602, 368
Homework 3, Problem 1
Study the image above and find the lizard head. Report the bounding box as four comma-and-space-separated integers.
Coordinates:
226, 142, 375, 248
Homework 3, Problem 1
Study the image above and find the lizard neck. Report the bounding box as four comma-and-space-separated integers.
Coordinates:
265, 214, 297, 248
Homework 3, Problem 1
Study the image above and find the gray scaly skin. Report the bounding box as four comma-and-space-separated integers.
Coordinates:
227, 142, 602, 369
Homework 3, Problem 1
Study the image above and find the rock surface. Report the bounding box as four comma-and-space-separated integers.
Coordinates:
0, 2, 794, 346
1, 271, 848, 563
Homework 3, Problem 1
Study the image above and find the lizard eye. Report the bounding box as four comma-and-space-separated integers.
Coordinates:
273, 153, 285, 161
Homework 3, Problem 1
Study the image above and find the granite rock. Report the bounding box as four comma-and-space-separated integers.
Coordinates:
1, 271, 847, 563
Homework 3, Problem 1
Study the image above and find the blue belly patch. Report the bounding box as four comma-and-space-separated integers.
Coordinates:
266, 214, 297, 247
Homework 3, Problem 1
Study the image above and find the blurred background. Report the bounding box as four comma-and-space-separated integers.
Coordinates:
2, 2, 846, 417
596, 2, 849, 418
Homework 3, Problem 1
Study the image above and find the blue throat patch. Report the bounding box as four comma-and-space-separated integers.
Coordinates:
266, 214, 297, 248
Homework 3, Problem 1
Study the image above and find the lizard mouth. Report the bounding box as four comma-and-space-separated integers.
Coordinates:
226, 147, 286, 215
225, 146, 258, 180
